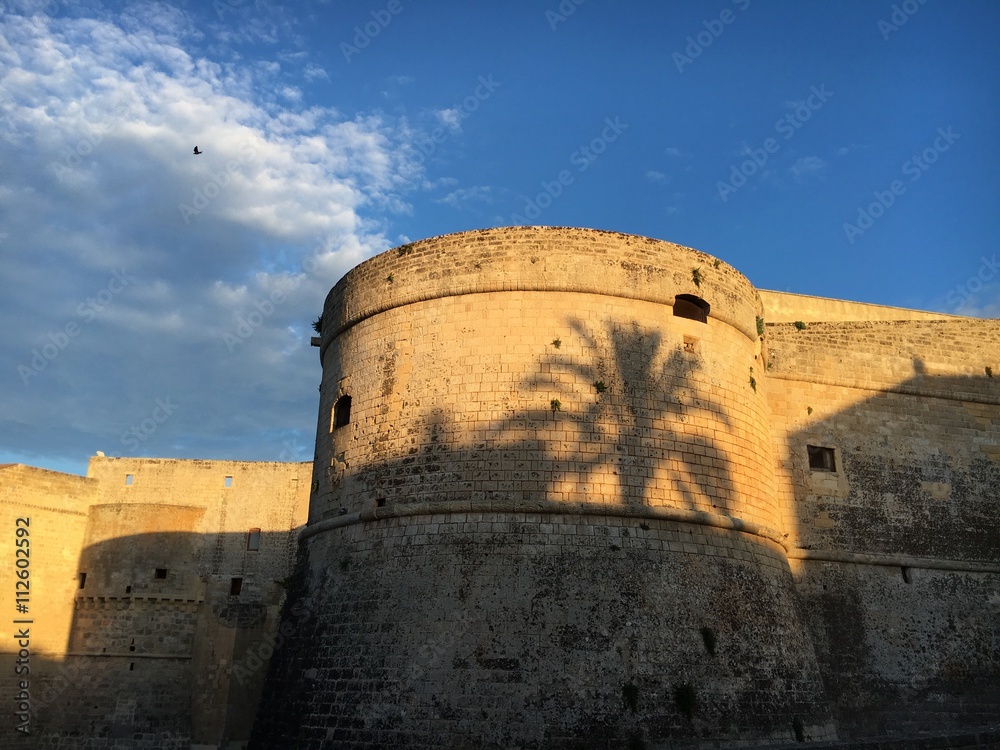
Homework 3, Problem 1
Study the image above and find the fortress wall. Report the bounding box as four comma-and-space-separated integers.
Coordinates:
315, 290, 777, 532
766, 318, 1000, 737
248, 227, 840, 748
766, 318, 1000, 559
320, 226, 762, 347
759, 290, 960, 323
313, 226, 775, 534
255, 515, 835, 749
5, 459, 312, 748
0, 465, 97, 740
791, 561, 1000, 739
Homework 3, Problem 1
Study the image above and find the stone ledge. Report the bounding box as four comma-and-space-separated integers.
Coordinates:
300, 497, 788, 550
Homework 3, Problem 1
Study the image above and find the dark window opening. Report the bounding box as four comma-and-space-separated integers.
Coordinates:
333, 395, 352, 429
129, 662, 135, 671
247, 528, 261, 551
154, 568, 168, 580
375, 498, 386, 508
230, 577, 243, 596
78, 572, 87, 590
125, 585, 132, 594
129, 639, 135, 652
807, 445, 836, 472
901, 566, 911, 584
673, 294, 710, 323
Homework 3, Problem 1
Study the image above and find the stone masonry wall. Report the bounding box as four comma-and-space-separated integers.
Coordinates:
1, 458, 311, 749
249, 227, 837, 748
766, 318, 1000, 739
0, 465, 96, 742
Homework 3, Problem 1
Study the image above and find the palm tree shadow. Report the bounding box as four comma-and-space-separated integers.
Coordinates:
490, 318, 737, 516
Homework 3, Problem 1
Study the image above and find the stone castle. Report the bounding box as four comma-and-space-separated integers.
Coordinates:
2, 226, 998, 749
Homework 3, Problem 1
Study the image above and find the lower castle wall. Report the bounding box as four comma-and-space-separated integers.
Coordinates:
791, 560, 1000, 740
250, 513, 836, 749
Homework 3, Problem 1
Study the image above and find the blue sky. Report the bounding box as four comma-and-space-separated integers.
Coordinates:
1, 0, 998, 476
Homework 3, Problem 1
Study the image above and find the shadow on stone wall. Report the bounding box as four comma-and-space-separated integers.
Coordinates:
785, 368, 1000, 739
1, 529, 302, 750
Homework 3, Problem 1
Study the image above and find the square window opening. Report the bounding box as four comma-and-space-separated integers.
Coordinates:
154, 568, 168, 580
807, 445, 836, 472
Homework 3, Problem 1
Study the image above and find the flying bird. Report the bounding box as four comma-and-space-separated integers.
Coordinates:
193, 146, 202, 155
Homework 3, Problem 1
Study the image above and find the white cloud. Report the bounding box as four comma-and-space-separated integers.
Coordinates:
436, 107, 462, 133
0, 5, 423, 471
646, 170, 670, 184
436, 185, 497, 208
789, 156, 825, 180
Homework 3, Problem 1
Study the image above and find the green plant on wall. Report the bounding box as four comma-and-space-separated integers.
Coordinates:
593, 380, 607, 393
756, 316, 765, 337
396, 243, 413, 256
386, 274, 394, 284
794, 320, 807, 330
691, 267, 702, 287
712, 259, 721, 269
311, 316, 322, 334
550, 399, 561, 412
552, 338, 562, 349
749, 366, 757, 392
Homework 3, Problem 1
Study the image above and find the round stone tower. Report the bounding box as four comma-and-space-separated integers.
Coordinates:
252, 227, 834, 748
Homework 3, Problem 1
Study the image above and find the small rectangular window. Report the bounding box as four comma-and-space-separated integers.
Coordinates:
224, 475, 233, 488
125, 474, 134, 485
247, 528, 261, 551
807, 445, 836, 472
333, 395, 352, 429
78, 572, 87, 589
154, 568, 168, 580
230, 577, 243, 596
